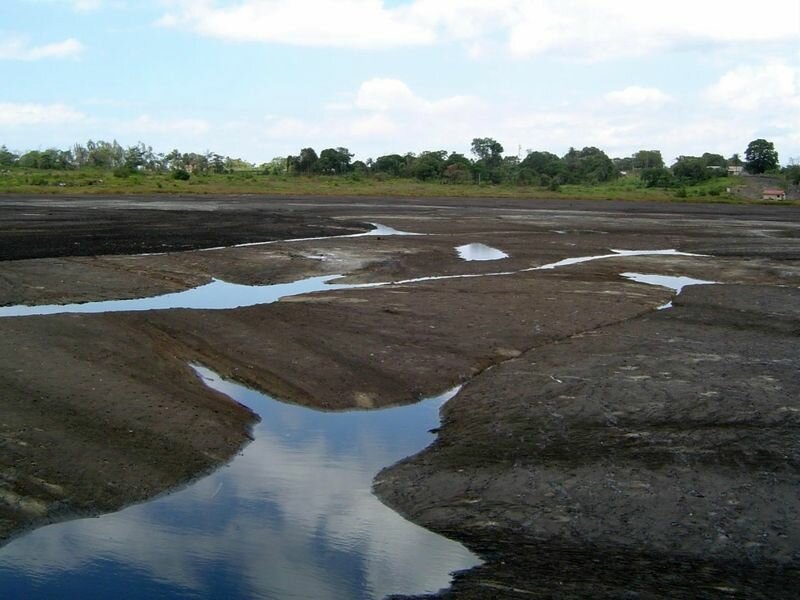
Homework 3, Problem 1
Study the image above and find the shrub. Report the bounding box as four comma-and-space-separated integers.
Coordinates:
172, 169, 190, 181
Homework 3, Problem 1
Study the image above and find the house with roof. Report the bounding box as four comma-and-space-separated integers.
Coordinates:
762, 188, 786, 200
727, 165, 744, 176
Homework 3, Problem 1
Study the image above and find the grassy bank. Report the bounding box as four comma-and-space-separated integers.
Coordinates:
0, 167, 794, 205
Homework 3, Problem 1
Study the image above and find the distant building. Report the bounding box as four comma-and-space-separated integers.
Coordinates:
762, 188, 786, 201
728, 165, 744, 176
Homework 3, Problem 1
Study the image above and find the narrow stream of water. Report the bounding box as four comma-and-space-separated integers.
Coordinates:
140, 222, 422, 256
0, 366, 479, 599
0, 248, 703, 318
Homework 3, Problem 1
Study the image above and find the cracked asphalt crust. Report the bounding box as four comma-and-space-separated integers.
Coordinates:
0, 194, 799, 598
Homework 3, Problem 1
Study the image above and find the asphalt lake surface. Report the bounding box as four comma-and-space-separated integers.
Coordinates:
0, 229, 710, 597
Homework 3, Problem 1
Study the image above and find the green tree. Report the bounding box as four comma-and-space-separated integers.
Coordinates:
224, 157, 253, 171
470, 137, 504, 163
262, 157, 288, 175
296, 147, 319, 174
445, 152, 472, 169
784, 160, 800, 185
640, 167, 674, 188
86, 140, 125, 168
632, 150, 664, 170
701, 152, 726, 168
124, 144, 147, 171
164, 149, 183, 171
631, 150, 664, 169
745, 139, 779, 174
407, 150, 447, 181
562, 147, 617, 184
0, 145, 16, 166
613, 156, 634, 172
18, 150, 42, 168
471, 137, 504, 183
372, 154, 406, 177
520, 151, 563, 181
318, 147, 353, 175
208, 153, 226, 174
671, 156, 712, 184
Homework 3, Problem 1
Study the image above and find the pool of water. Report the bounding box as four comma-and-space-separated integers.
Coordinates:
621, 272, 716, 310
0, 366, 479, 599
455, 243, 509, 261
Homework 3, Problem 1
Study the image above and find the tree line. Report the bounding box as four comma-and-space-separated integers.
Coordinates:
0, 141, 252, 179
1, 137, 796, 188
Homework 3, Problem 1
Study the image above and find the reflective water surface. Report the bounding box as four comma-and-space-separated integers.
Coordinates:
0, 248, 705, 318
620, 272, 715, 294
455, 243, 509, 261
0, 275, 354, 318
0, 367, 479, 599
621, 272, 717, 310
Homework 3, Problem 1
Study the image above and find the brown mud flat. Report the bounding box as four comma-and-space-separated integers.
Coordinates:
0, 194, 799, 597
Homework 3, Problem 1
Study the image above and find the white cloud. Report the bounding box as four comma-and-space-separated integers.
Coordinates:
355, 78, 425, 112
250, 74, 798, 165
157, 0, 433, 48
0, 102, 85, 126
355, 78, 479, 114
350, 113, 399, 137
156, 0, 800, 59
505, 1, 800, 60
705, 62, 800, 111
0, 36, 84, 60
604, 86, 673, 108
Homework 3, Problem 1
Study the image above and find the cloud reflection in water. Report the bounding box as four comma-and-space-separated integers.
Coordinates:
0, 367, 479, 599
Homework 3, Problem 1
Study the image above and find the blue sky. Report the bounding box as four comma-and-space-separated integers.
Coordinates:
1, 0, 799, 164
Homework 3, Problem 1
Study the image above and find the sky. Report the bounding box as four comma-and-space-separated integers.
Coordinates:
1, 0, 799, 165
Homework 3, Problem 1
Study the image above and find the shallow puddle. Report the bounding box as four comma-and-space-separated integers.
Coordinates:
621, 272, 717, 310
455, 243, 509, 261
0, 366, 479, 599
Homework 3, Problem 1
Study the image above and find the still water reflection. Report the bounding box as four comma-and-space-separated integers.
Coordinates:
621, 272, 716, 310
0, 275, 355, 317
0, 367, 479, 599
454, 243, 509, 261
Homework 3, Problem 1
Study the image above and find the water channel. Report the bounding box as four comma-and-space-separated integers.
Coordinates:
0, 248, 703, 319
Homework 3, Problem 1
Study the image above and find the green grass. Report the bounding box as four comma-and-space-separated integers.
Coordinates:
0, 167, 795, 205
